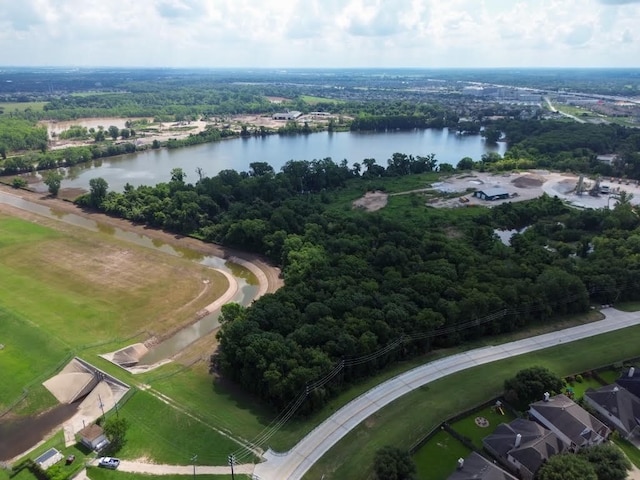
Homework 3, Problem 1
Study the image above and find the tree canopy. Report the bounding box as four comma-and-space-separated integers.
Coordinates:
537, 454, 597, 480
373, 446, 416, 480
503, 366, 564, 407
78, 156, 640, 414
578, 444, 631, 480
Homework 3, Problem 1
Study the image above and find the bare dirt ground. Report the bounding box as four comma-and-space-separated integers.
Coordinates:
428, 170, 640, 209
41, 113, 342, 151
352, 191, 388, 212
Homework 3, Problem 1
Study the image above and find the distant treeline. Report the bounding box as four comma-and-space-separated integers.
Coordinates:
79, 153, 640, 413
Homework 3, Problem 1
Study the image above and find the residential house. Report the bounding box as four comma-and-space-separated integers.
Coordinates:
77, 423, 109, 451
616, 367, 640, 398
446, 452, 518, 480
584, 384, 640, 440
529, 394, 611, 451
483, 418, 566, 480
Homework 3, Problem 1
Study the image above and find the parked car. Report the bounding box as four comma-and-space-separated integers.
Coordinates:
98, 457, 120, 469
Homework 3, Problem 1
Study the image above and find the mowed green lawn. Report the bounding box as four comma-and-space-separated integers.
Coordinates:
304, 324, 640, 480
0, 214, 227, 414
413, 430, 471, 480
450, 405, 515, 450
115, 390, 257, 465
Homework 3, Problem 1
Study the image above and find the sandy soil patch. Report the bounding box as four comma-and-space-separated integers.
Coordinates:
511, 173, 545, 188
352, 191, 389, 212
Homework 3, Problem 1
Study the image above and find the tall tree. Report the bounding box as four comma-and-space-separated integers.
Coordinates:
578, 444, 631, 480
537, 454, 597, 480
43, 171, 63, 196
373, 446, 417, 480
89, 177, 109, 208
108, 125, 120, 140
503, 366, 564, 406
103, 416, 129, 454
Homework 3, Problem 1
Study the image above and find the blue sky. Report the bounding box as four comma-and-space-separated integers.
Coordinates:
1, 0, 640, 68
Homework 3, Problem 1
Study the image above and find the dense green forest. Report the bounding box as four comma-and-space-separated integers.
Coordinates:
78, 154, 640, 413
461, 120, 640, 179
0, 118, 48, 157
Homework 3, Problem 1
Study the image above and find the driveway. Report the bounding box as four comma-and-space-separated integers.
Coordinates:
253, 307, 640, 480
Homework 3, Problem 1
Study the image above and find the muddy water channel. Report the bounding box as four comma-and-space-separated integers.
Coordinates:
0, 190, 259, 364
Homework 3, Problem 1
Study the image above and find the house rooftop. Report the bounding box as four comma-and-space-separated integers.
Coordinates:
446, 452, 517, 480
585, 384, 640, 435
616, 367, 640, 398
529, 394, 609, 447
483, 418, 564, 475
78, 423, 104, 441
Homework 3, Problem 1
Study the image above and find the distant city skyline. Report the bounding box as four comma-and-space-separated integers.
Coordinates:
1, 0, 640, 68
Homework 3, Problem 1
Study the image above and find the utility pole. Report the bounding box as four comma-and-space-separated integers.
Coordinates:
191, 454, 197, 480
227, 454, 235, 480
98, 393, 106, 419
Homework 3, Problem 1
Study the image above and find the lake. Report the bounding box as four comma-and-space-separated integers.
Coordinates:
38, 129, 506, 192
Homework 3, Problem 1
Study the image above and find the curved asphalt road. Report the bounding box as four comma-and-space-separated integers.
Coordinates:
254, 307, 640, 480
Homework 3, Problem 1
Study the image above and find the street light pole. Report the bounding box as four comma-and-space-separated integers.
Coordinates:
227, 454, 235, 480
191, 454, 197, 480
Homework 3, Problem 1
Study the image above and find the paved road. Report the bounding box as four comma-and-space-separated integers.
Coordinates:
253, 307, 640, 480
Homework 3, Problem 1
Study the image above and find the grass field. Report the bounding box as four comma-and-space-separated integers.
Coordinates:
0, 210, 250, 469
598, 367, 623, 384
564, 376, 604, 400
449, 405, 515, 450
614, 437, 640, 469
87, 470, 242, 480
413, 430, 471, 480
139, 310, 605, 453
303, 323, 640, 480
114, 390, 256, 465
0, 102, 47, 114
299, 95, 344, 104
614, 301, 640, 312
0, 212, 228, 416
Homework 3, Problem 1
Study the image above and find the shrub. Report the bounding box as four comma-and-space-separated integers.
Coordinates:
575, 374, 584, 383
12, 177, 27, 188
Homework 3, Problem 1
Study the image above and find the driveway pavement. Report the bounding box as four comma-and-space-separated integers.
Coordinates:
253, 307, 640, 480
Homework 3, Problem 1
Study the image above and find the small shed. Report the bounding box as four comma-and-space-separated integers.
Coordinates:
35, 448, 63, 470
473, 187, 510, 201
77, 424, 109, 451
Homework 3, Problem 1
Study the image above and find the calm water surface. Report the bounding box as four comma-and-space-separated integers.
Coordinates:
36, 129, 506, 192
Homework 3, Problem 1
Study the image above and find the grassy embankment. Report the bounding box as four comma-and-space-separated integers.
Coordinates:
0, 213, 243, 466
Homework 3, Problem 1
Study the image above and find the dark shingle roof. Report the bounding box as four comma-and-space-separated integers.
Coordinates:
483, 418, 565, 475
529, 394, 609, 446
585, 384, 640, 436
446, 452, 518, 480
616, 367, 640, 398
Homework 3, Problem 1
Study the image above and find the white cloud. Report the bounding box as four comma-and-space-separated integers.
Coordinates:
0, 0, 638, 67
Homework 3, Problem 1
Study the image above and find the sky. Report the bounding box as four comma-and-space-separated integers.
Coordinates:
1, 0, 640, 68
